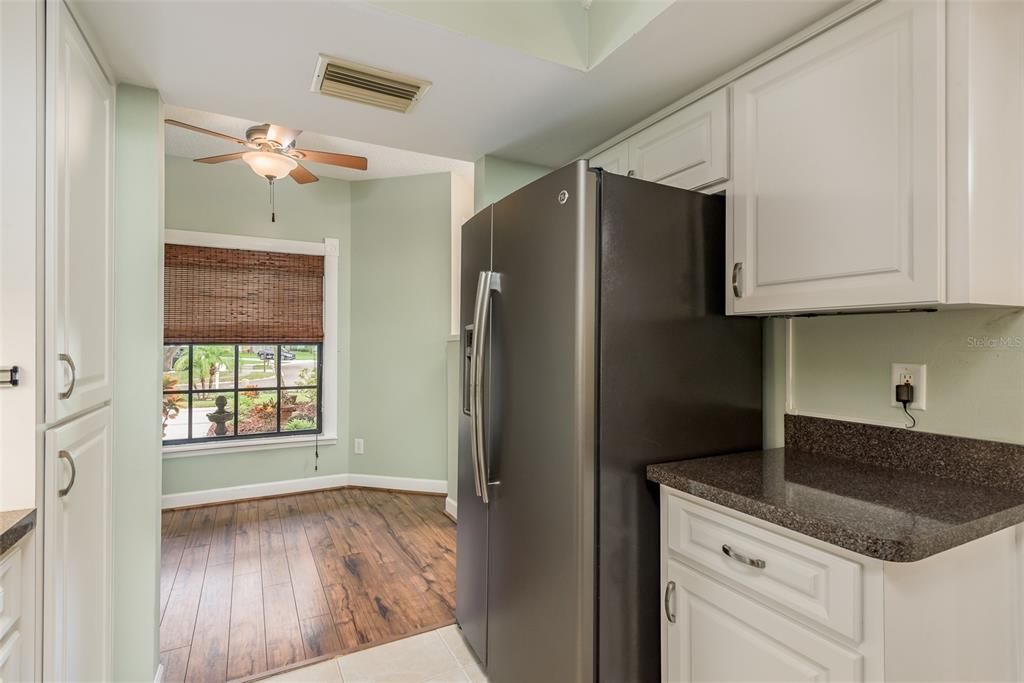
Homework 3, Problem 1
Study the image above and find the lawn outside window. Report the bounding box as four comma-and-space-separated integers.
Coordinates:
162, 342, 323, 445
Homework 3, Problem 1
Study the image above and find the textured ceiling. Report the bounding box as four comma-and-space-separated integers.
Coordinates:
75, 0, 845, 167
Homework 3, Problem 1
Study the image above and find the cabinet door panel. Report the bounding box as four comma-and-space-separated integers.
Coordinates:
46, 1, 114, 420
629, 90, 728, 190
43, 407, 112, 683
588, 141, 629, 176
664, 560, 862, 683
730, 1, 942, 314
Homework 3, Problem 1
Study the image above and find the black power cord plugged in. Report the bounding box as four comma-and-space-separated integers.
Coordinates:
896, 380, 916, 429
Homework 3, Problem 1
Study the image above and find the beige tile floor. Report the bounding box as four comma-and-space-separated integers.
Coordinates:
260, 625, 487, 683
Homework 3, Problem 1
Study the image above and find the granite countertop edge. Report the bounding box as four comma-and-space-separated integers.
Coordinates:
647, 464, 1024, 563
0, 508, 37, 558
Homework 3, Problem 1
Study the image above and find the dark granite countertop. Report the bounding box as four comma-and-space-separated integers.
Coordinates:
648, 448, 1024, 562
0, 508, 36, 557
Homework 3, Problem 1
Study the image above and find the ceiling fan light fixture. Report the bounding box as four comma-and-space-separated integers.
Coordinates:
242, 150, 298, 180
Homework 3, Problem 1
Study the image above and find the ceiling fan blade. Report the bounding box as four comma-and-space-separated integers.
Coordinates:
289, 163, 319, 184
267, 124, 302, 148
165, 119, 249, 146
194, 151, 246, 164
294, 148, 368, 171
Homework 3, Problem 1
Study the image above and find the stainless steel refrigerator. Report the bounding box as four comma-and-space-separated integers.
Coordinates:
456, 161, 762, 683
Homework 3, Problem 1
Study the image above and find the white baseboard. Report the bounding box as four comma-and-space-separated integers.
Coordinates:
445, 496, 457, 520
347, 473, 447, 494
153, 663, 165, 683
161, 473, 447, 509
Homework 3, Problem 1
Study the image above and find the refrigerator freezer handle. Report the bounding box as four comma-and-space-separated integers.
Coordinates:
469, 274, 487, 499
470, 271, 502, 504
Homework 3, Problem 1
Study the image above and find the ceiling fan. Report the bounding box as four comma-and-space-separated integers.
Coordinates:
165, 119, 368, 221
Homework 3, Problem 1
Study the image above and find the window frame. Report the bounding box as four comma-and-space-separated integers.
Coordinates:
162, 230, 339, 458
162, 342, 324, 446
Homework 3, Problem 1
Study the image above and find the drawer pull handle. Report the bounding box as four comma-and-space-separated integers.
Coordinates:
722, 544, 766, 569
664, 580, 676, 623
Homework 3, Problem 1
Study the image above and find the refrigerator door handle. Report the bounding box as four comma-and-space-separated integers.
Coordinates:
471, 270, 502, 504
469, 275, 487, 499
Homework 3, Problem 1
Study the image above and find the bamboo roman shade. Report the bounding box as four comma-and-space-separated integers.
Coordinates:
164, 244, 325, 343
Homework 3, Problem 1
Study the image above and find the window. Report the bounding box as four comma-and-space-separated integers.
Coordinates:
162, 343, 322, 444
162, 234, 335, 451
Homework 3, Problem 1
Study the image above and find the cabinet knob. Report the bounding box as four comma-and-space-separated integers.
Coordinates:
664, 580, 677, 623
58, 353, 76, 400
732, 262, 744, 299
58, 450, 77, 497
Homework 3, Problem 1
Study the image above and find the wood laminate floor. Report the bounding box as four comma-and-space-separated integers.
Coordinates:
159, 488, 457, 683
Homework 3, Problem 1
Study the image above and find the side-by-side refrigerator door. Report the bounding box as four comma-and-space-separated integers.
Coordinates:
485, 161, 598, 683
455, 206, 492, 667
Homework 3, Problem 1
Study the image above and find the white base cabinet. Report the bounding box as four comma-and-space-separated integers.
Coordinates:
43, 407, 112, 683
660, 488, 1023, 682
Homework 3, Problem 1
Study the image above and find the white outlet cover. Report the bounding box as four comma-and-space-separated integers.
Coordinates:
890, 363, 926, 410
354, 438, 365, 454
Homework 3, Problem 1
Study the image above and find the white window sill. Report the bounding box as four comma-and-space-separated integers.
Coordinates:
162, 434, 338, 459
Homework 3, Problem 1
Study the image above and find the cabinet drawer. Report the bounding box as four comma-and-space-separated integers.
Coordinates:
628, 89, 728, 190
664, 492, 862, 642
0, 549, 21, 642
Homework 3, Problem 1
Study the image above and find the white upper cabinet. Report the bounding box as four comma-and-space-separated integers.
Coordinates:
588, 141, 629, 176
628, 89, 728, 190
584, 0, 1024, 315
587, 90, 729, 191
46, 1, 114, 421
729, 1, 942, 315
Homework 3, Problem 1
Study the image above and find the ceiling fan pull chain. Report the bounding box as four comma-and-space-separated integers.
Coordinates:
269, 177, 276, 223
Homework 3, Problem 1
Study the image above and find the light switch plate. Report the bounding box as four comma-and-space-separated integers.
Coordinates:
890, 363, 926, 410
354, 438, 365, 455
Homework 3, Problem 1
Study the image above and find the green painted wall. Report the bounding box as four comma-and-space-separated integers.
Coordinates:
112, 85, 163, 682
349, 174, 452, 481
446, 338, 459, 502
474, 155, 550, 212
788, 309, 1024, 444
162, 155, 352, 493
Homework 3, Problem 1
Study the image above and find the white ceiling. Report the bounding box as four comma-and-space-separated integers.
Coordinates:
74, 0, 845, 168
163, 104, 474, 182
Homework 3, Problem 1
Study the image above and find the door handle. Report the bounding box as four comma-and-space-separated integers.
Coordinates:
664, 581, 676, 623
470, 270, 502, 504
58, 353, 76, 400
731, 262, 744, 299
57, 450, 77, 497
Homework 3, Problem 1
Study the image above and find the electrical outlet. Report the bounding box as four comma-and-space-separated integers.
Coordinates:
354, 438, 365, 455
890, 363, 927, 410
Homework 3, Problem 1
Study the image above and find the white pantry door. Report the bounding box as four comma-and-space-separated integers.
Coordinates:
43, 406, 112, 682
46, 0, 114, 422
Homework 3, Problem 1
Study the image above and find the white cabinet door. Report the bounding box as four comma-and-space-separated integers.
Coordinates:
628, 90, 728, 191
663, 560, 862, 683
45, 1, 114, 421
43, 407, 112, 683
729, 1, 942, 314
588, 141, 629, 176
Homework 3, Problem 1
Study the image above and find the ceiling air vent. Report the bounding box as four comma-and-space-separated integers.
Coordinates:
311, 55, 431, 114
